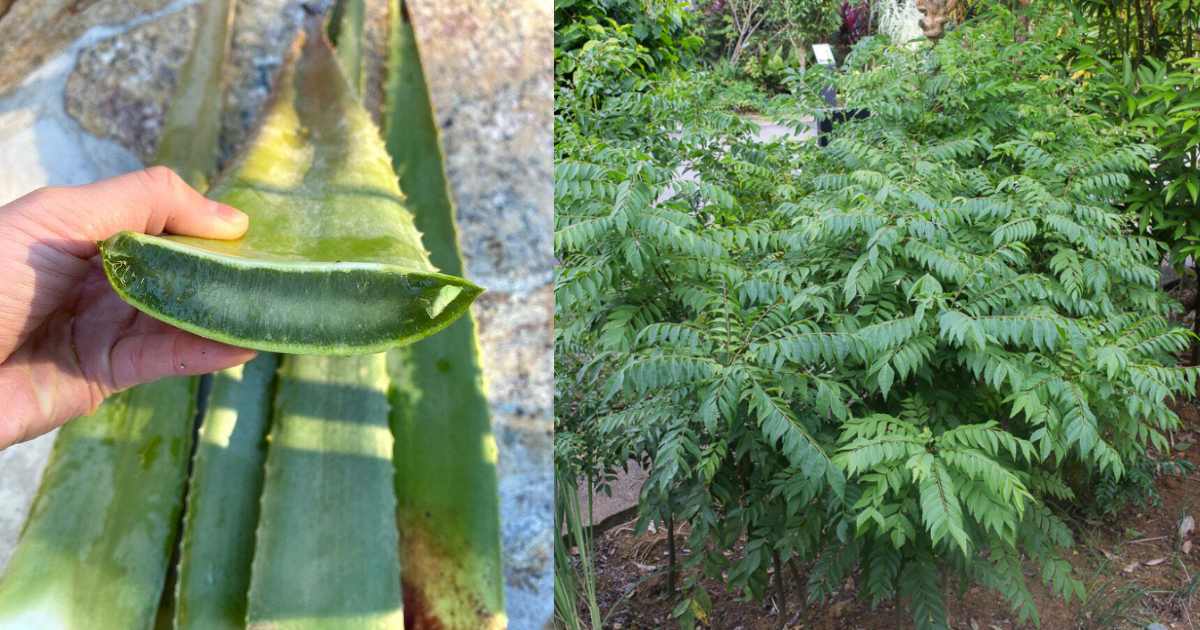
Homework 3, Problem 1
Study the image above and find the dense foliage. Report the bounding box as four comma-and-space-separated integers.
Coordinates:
556, 6, 1199, 628
1063, 0, 1200, 304
554, 0, 702, 85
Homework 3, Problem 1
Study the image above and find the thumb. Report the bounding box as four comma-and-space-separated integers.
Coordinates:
16, 166, 247, 259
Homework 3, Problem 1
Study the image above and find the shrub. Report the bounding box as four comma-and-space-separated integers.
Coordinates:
555, 7, 1198, 628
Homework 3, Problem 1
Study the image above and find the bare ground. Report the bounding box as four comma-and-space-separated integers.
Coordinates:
576, 400, 1200, 630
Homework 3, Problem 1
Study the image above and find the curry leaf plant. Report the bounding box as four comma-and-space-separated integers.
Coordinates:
555, 7, 1197, 628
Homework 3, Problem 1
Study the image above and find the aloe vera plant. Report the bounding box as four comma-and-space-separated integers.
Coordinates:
329, 0, 366, 96
158, 3, 283, 628
0, 378, 199, 629
98, 6, 481, 356
173, 355, 277, 629
247, 354, 402, 629
382, 3, 506, 627
2, 2, 512, 628
154, 0, 236, 191
0, 3, 235, 627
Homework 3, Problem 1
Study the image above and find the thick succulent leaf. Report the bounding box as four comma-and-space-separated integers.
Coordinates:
173, 354, 278, 629
153, 0, 236, 190
246, 353, 403, 629
99, 28, 481, 355
0, 378, 199, 629
383, 3, 506, 627
0, 2, 238, 627
328, 0, 366, 96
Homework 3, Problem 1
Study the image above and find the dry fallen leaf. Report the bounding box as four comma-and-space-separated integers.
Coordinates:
1183, 540, 1193, 555
1144, 557, 1167, 566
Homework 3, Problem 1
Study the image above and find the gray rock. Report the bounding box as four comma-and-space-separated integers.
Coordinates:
406, 0, 554, 294
65, 5, 197, 162
0, 0, 176, 95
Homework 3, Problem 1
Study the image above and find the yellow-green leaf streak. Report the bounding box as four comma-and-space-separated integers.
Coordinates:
0, 378, 199, 629
99, 28, 481, 355
383, 3, 505, 627
246, 354, 402, 629
173, 354, 278, 630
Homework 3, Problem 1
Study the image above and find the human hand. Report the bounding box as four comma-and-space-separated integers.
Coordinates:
0, 167, 258, 450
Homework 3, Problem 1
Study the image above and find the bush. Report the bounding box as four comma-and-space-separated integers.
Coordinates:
555, 0, 702, 82
555, 7, 1198, 628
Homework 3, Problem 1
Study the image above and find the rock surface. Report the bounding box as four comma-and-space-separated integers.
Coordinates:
1, 1, 553, 628
65, 6, 196, 161
0, 0, 176, 95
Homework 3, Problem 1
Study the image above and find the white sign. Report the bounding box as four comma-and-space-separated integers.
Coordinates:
812, 43, 835, 66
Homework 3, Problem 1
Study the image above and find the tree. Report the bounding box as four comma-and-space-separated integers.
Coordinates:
556, 7, 1198, 627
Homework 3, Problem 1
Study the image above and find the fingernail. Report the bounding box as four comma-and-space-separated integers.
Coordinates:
216, 203, 248, 225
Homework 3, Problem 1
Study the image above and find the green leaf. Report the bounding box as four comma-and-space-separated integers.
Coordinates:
900, 557, 948, 630
100, 28, 481, 355
175, 355, 279, 629
914, 455, 972, 556
328, 0, 366, 96
382, 2, 506, 627
877, 363, 895, 398
153, 0, 236, 190
0, 379, 198, 628
246, 354, 403, 628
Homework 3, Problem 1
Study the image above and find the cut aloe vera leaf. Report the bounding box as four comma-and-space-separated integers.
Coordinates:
154, 0, 236, 191
0, 377, 199, 629
383, 4, 506, 627
99, 27, 482, 356
246, 353, 402, 629
328, 0, 366, 96
173, 354, 278, 630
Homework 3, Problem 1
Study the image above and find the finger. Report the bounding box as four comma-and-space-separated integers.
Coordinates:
108, 327, 256, 393
12, 166, 248, 259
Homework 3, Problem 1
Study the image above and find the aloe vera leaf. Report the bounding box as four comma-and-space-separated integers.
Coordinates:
246, 353, 402, 629
328, 0, 366, 96
153, 0, 236, 191
0, 377, 199, 629
171, 354, 277, 630
383, 3, 506, 627
98, 28, 482, 356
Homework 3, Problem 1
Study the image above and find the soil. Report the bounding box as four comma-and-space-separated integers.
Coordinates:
577, 400, 1200, 630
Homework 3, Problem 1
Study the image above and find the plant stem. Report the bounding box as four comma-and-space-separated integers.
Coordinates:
667, 506, 677, 596
773, 550, 788, 621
